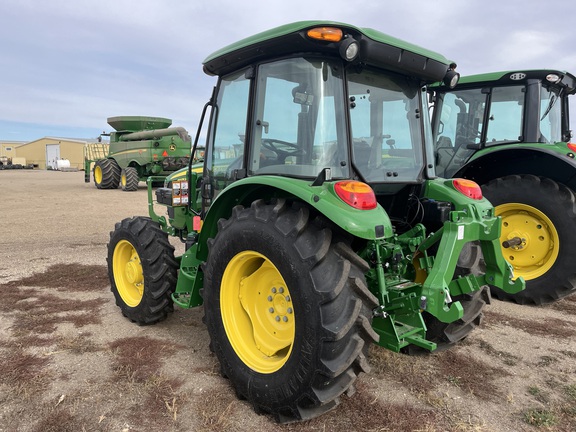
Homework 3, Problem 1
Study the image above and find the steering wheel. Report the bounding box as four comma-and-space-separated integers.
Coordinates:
261, 138, 306, 162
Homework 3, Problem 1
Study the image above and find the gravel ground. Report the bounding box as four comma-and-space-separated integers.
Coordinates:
1, 169, 575, 432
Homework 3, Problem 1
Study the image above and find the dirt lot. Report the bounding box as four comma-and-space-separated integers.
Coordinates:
0, 169, 575, 432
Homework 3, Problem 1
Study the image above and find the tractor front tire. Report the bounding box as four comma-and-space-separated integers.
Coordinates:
483, 175, 576, 305
203, 199, 379, 422
107, 216, 178, 325
121, 167, 139, 191
93, 159, 120, 189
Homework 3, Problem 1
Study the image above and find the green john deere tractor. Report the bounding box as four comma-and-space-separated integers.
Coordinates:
88, 116, 192, 191
430, 70, 576, 304
107, 21, 524, 422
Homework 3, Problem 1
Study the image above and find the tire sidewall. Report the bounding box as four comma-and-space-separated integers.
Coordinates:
204, 213, 323, 408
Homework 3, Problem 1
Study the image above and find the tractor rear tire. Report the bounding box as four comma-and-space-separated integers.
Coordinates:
121, 167, 139, 191
483, 175, 576, 305
203, 199, 379, 423
93, 159, 120, 189
405, 242, 490, 354
107, 216, 178, 325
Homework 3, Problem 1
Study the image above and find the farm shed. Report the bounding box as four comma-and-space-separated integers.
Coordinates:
14, 137, 101, 170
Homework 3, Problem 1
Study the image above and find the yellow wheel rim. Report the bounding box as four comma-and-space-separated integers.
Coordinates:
412, 251, 428, 284
112, 240, 144, 307
94, 165, 103, 184
121, 172, 127, 188
221, 251, 295, 374
496, 203, 560, 280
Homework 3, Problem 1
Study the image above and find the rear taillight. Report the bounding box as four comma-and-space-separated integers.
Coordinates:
452, 179, 483, 200
334, 181, 377, 210
567, 142, 576, 153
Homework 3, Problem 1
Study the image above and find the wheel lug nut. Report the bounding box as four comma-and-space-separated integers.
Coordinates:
269, 308, 274, 313
285, 296, 290, 302
267, 296, 273, 302
279, 287, 284, 293
287, 308, 293, 314
283, 316, 288, 322
271, 287, 277, 293
275, 316, 280, 321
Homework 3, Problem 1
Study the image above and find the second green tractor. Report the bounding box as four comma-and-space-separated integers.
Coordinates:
430, 69, 576, 304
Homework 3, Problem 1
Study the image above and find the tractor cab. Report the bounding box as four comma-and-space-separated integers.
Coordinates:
430, 69, 576, 179
197, 22, 461, 233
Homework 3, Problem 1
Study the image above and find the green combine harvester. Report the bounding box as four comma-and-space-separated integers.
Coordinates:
107, 21, 524, 422
86, 116, 192, 191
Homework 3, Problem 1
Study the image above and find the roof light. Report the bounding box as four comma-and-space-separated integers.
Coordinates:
443, 63, 460, 88
307, 27, 343, 42
453, 178, 483, 200
546, 73, 561, 83
339, 37, 360, 61
334, 181, 377, 210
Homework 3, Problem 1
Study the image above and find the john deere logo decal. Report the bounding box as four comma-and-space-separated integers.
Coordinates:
169, 144, 176, 151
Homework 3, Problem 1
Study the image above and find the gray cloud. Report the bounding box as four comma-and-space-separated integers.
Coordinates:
0, 0, 574, 139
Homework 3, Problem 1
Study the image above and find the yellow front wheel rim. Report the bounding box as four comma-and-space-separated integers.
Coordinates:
496, 203, 560, 280
221, 251, 295, 374
94, 165, 103, 184
113, 240, 144, 307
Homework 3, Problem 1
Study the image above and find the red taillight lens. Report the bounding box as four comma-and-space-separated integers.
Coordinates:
453, 179, 483, 200
334, 181, 377, 210
567, 142, 576, 153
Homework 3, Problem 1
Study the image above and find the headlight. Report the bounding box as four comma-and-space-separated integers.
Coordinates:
339, 38, 360, 62
443, 69, 460, 88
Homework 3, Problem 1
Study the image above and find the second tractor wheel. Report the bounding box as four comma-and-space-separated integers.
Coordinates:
406, 242, 490, 354
93, 159, 120, 189
107, 216, 178, 324
203, 199, 379, 422
483, 175, 576, 305
121, 167, 139, 191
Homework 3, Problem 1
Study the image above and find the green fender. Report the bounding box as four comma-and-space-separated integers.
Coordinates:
195, 176, 394, 261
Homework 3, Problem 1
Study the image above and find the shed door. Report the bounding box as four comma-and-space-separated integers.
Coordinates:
46, 144, 60, 169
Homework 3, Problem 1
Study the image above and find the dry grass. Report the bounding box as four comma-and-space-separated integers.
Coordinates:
2, 263, 109, 292
484, 310, 576, 338
476, 340, 520, 366
194, 387, 244, 432
281, 381, 458, 432
109, 336, 179, 383
549, 294, 576, 314
107, 336, 188, 430
434, 350, 510, 400
0, 348, 50, 387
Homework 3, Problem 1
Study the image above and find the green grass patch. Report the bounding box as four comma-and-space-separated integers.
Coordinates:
522, 408, 557, 427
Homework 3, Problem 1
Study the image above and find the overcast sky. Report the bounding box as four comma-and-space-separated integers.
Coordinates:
1, 0, 575, 142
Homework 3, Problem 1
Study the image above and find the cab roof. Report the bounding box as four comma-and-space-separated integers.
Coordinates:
202, 21, 453, 84
433, 69, 576, 94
